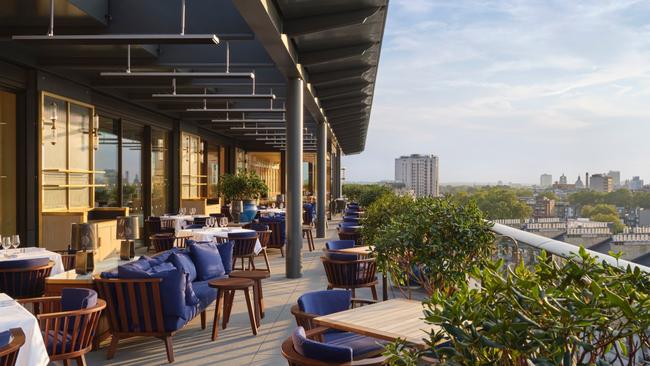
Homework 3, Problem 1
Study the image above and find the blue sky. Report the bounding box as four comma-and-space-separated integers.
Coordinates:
342, 0, 650, 184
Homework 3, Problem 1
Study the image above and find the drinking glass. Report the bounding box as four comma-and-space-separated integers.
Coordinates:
1, 237, 10, 252
190, 208, 196, 216
11, 235, 19, 252
220, 217, 228, 228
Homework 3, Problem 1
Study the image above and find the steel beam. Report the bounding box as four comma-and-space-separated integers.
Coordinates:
283, 7, 381, 37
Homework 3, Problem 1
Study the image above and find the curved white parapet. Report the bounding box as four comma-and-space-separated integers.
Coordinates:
490, 222, 650, 273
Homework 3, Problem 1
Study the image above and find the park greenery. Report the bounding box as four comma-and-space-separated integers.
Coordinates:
569, 188, 650, 209
579, 203, 625, 233
367, 194, 494, 296
385, 249, 650, 365
342, 183, 392, 207
450, 186, 533, 220
217, 169, 268, 202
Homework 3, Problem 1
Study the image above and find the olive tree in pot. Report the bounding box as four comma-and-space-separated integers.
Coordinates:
217, 170, 268, 222
369, 195, 494, 297
384, 249, 650, 365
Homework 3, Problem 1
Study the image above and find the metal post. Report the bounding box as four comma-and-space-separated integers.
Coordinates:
47, 0, 55, 36
336, 146, 343, 198
316, 122, 327, 238
286, 78, 303, 278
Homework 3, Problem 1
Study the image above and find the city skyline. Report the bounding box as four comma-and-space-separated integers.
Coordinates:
343, 1, 650, 183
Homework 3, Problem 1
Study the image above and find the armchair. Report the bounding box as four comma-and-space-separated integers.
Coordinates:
0, 328, 25, 366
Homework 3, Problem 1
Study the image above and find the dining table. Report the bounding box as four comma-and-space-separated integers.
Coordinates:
0, 293, 49, 366
161, 214, 209, 233
0, 247, 65, 275
177, 227, 263, 254
313, 298, 442, 350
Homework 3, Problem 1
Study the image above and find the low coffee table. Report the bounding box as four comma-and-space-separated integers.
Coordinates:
208, 277, 257, 340
229, 270, 270, 325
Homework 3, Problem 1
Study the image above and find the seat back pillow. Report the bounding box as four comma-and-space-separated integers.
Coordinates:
188, 242, 226, 280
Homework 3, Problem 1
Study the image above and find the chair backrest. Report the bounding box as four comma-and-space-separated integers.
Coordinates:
250, 224, 271, 247
0, 328, 25, 366
160, 218, 176, 230
0, 259, 54, 299
54, 251, 77, 271
325, 240, 355, 251
337, 231, 362, 246
282, 327, 354, 366
321, 256, 377, 288
149, 234, 181, 252
261, 219, 286, 248
184, 224, 203, 230
228, 232, 258, 257
192, 217, 208, 226
36, 296, 106, 358
96, 278, 166, 336
292, 290, 351, 330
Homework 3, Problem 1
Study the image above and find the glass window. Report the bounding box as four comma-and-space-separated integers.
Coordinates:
181, 132, 206, 199
94, 117, 119, 207
122, 123, 143, 219
247, 152, 281, 198
151, 129, 169, 216
207, 143, 220, 198
41, 94, 93, 211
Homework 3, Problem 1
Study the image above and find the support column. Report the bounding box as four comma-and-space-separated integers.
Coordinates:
316, 122, 327, 238
336, 146, 343, 198
286, 78, 303, 278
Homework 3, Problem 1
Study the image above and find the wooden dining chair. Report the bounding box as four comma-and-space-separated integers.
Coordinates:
282, 327, 387, 366
54, 250, 77, 271
250, 223, 272, 273
0, 328, 25, 366
337, 229, 363, 246
263, 220, 286, 257
321, 255, 378, 300
149, 234, 185, 252
291, 290, 377, 333
228, 232, 259, 271
0, 259, 54, 299
19, 288, 105, 366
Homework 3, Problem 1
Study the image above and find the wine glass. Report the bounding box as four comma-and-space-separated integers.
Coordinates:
1, 237, 10, 252
190, 207, 196, 216
11, 235, 19, 253
220, 217, 228, 228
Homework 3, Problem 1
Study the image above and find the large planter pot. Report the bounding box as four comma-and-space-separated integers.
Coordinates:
231, 200, 244, 222
240, 199, 258, 222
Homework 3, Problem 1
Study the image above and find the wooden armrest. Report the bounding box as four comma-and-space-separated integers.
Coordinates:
304, 326, 330, 339
351, 298, 378, 307
36, 300, 106, 320
17, 296, 61, 305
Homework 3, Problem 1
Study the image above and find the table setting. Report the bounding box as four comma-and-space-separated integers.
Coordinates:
0, 293, 49, 366
177, 227, 263, 254
0, 236, 65, 275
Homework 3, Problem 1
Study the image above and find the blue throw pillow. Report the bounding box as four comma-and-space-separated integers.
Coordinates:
216, 241, 234, 275
169, 252, 197, 282
184, 273, 200, 306
61, 288, 98, 311
188, 242, 226, 281
291, 327, 352, 363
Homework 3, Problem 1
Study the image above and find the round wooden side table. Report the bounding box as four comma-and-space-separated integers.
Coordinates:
208, 277, 257, 340
229, 270, 271, 325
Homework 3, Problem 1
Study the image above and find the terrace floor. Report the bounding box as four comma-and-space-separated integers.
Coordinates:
85, 219, 385, 366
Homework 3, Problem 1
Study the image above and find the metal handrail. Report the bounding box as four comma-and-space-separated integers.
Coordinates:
490, 222, 650, 273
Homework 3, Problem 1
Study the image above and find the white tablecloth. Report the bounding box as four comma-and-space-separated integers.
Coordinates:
259, 208, 285, 217
178, 228, 263, 254
0, 248, 64, 275
161, 215, 195, 233
0, 293, 49, 366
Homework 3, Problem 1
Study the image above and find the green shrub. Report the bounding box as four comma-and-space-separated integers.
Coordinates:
373, 196, 494, 295
385, 249, 650, 365
217, 169, 268, 202
342, 184, 392, 207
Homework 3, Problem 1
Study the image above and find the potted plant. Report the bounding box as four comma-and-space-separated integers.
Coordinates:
371, 196, 494, 296
385, 249, 650, 365
217, 170, 268, 222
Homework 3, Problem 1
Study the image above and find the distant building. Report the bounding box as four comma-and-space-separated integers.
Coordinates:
607, 170, 621, 189
629, 176, 644, 191
540, 174, 552, 188
590, 174, 613, 193
533, 196, 555, 218
639, 210, 650, 227
575, 175, 584, 189
394, 154, 439, 197
559, 174, 567, 184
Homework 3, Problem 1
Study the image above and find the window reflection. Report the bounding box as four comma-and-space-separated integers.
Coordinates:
122, 123, 143, 219
94, 117, 119, 207
151, 129, 169, 216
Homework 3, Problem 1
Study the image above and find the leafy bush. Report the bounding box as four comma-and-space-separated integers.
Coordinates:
452, 187, 532, 220
361, 192, 415, 247
385, 249, 650, 365
372, 196, 494, 295
342, 184, 392, 207
217, 169, 268, 202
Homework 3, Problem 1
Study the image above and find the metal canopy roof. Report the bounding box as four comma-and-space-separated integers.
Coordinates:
0, 0, 388, 154
233, 0, 388, 154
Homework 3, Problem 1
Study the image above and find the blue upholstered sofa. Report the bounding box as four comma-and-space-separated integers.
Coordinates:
97, 240, 233, 363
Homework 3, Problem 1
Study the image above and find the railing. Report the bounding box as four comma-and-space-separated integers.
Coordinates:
490, 222, 650, 273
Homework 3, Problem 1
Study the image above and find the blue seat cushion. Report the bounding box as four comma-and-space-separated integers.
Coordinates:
298, 290, 351, 315
323, 331, 385, 357
184, 224, 204, 229
169, 252, 198, 282
292, 327, 352, 363
61, 288, 97, 311
326, 240, 355, 250
250, 223, 269, 231
227, 231, 257, 239
43, 329, 74, 354
215, 241, 234, 275
191, 279, 222, 311
0, 330, 11, 347
0, 257, 50, 269
188, 242, 226, 280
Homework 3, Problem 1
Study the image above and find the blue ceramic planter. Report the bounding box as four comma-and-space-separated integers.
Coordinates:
240, 200, 258, 222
